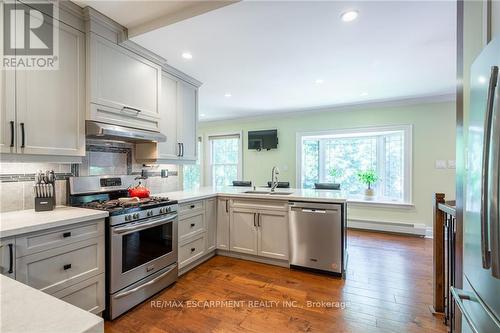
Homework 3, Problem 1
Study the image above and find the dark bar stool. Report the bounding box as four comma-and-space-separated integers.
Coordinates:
232, 181, 252, 187
314, 183, 341, 190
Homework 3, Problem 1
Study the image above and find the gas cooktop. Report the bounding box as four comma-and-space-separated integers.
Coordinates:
80, 196, 177, 216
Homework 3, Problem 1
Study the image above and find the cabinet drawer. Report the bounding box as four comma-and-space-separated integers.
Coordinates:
231, 198, 288, 211
16, 220, 105, 257
16, 236, 105, 295
52, 273, 105, 314
179, 212, 204, 242
179, 235, 205, 269
179, 200, 205, 214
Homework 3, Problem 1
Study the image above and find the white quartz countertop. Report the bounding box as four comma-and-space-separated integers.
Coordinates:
157, 186, 347, 204
0, 275, 103, 333
0, 206, 108, 238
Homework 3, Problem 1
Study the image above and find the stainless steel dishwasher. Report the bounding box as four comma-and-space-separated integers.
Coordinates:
289, 201, 346, 276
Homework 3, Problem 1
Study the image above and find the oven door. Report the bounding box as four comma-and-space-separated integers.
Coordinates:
110, 212, 178, 293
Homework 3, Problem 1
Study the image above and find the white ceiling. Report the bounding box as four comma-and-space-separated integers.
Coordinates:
74, 0, 236, 36
131, 0, 457, 121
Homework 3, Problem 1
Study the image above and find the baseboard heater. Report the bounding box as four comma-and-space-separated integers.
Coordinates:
348, 218, 428, 237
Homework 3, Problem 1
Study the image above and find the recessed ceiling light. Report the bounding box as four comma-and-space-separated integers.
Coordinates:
478, 76, 487, 84
182, 52, 193, 60
341, 10, 359, 22
200, 113, 206, 117
360, 92, 369, 97
224, 93, 232, 98
315, 79, 324, 84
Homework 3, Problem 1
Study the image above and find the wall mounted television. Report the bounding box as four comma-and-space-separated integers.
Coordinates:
248, 129, 278, 151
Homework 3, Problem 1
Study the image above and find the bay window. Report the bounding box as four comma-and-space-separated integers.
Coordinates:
298, 125, 412, 203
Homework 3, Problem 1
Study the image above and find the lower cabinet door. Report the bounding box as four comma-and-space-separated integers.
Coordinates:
216, 198, 230, 250
52, 273, 105, 314
205, 198, 217, 252
230, 208, 258, 255
258, 210, 289, 260
0, 238, 15, 278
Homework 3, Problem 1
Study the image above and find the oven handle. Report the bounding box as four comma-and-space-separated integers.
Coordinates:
113, 264, 177, 299
113, 213, 177, 234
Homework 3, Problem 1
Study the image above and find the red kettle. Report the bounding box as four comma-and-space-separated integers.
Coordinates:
128, 181, 150, 198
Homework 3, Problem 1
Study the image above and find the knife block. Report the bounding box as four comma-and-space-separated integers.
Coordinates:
35, 197, 55, 211
34, 183, 56, 212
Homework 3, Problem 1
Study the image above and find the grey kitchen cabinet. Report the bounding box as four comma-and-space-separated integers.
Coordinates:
230, 208, 259, 255
13, 219, 106, 314
257, 210, 289, 260
205, 198, 217, 252
0, 238, 15, 278
216, 198, 230, 250
1, 10, 86, 157
179, 234, 206, 269
135, 70, 200, 163
228, 199, 289, 261
177, 80, 198, 161
88, 33, 161, 132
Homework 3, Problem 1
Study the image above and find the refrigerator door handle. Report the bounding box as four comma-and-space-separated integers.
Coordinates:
489, 72, 500, 278
450, 287, 480, 333
480, 66, 498, 269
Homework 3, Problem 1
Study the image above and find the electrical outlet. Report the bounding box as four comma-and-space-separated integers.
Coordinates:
435, 160, 447, 169
161, 169, 168, 178
447, 160, 456, 169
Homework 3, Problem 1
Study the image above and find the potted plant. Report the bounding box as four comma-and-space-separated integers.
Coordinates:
357, 170, 378, 200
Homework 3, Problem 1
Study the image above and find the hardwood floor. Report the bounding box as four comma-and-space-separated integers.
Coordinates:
105, 230, 446, 333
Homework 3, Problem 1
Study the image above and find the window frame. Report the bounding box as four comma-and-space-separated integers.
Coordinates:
204, 131, 243, 186
181, 137, 203, 190
296, 125, 413, 204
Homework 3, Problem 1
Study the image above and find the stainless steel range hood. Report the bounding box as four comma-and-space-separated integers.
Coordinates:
86, 121, 166, 143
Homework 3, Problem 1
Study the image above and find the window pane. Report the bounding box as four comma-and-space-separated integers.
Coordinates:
384, 133, 404, 200
213, 165, 238, 186
324, 137, 377, 195
301, 139, 319, 189
212, 138, 239, 164
183, 141, 201, 190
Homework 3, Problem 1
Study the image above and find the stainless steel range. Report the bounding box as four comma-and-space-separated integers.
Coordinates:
68, 175, 178, 319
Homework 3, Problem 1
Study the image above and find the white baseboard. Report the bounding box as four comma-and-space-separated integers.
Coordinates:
348, 218, 428, 237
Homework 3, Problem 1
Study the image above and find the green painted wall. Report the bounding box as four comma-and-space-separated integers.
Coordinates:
199, 100, 456, 228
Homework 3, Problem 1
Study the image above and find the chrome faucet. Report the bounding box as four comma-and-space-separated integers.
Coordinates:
271, 166, 280, 192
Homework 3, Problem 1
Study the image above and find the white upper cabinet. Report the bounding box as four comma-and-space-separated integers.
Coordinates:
136, 70, 200, 163
177, 80, 198, 161
1, 7, 85, 157
88, 34, 161, 132
0, 70, 16, 154
16, 21, 86, 156
157, 72, 179, 159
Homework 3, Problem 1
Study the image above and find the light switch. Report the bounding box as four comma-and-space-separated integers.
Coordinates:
447, 160, 456, 169
435, 160, 447, 169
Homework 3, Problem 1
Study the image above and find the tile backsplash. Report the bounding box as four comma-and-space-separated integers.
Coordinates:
0, 142, 182, 213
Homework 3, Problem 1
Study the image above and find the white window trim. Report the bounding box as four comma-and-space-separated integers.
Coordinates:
204, 131, 243, 186
296, 125, 413, 204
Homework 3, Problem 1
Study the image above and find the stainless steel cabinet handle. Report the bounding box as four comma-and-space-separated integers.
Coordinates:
253, 213, 257, 227
225, 200, 229, 213
481, 66, 499, 269
301, 209, 327, 214
450, 287, 480, 333
114, 264, 177, 299
9, 121, 14, 147
20, 123, 25, 148
177, 143, 182, 157
122, 106, 141, 115
489, 71, 500, 278
181, 143, 184, 157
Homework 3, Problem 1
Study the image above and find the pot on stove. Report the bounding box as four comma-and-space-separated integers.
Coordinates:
128, 181, 150, 198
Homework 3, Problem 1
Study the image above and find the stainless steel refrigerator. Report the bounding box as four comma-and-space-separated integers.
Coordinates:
452, 38, 500, 333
